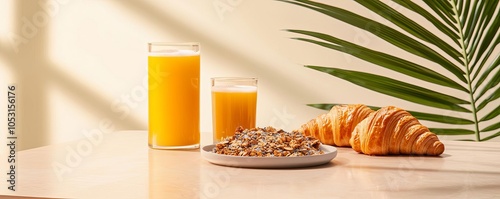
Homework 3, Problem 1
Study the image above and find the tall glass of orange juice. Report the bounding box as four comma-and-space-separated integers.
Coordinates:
211, 77, 257, 143
148, 42, 200, 149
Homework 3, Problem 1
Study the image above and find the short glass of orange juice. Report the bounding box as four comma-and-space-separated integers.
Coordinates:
211, 77, 258, 143
148, 42, 200, 149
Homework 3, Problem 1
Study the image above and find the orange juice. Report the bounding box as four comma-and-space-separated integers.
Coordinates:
212, 85, 257, 142
148, 52, 199, 148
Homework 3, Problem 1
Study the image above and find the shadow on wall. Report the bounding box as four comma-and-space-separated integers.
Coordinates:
4, 1, 146, 150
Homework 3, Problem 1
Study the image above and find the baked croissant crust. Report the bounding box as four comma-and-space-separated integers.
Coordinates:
298, 104, 374, 146
350, 106, 445, 156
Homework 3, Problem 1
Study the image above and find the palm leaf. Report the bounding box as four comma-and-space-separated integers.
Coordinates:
280, 0, 500, 141
279, 0, 467, 82
462, 0, 480, 42
306, 65, 471, 112
306, 103, 335, 111
467, 1, 499, 72
476, 86, 500, 111
480, 107, 500, 122
409, 111, 475, 125
459, 0, 471, 26
455, 139, 476, 141
476, 64, 500, 101
354, 0, 462, 61
482, 121, 500, 132
473, 53, 500, 94
429, 128, 476, 135
287, 30, 468, 92
482, 131, 500, 141
392, 0, 459, 43
422, 0, 457, 28
471, 36, 500, 83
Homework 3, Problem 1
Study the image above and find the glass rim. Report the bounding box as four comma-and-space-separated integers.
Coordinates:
211, 77, 257, 81
148, 42, 200, 46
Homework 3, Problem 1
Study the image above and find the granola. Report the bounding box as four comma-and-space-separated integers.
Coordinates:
212, 126, 324, 157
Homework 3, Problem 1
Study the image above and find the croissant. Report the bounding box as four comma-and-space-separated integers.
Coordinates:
298, 104, 374, 146
350, 106, 445, 156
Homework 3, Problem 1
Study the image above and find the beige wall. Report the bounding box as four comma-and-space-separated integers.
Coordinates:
0, 0, 498, 150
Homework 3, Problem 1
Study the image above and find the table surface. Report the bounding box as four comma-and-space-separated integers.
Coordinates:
2, 131, 500, 199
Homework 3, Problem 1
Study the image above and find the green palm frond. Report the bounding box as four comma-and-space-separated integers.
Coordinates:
281, 0, 500, 141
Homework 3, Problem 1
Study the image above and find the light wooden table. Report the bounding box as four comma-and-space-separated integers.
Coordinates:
2, 131, 500, 199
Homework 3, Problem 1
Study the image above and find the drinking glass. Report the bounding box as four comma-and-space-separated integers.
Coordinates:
148, 42, 200, 149
211, 77, 258, 143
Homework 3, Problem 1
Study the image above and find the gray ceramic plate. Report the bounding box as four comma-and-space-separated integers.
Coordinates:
201, 144, 337, 168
